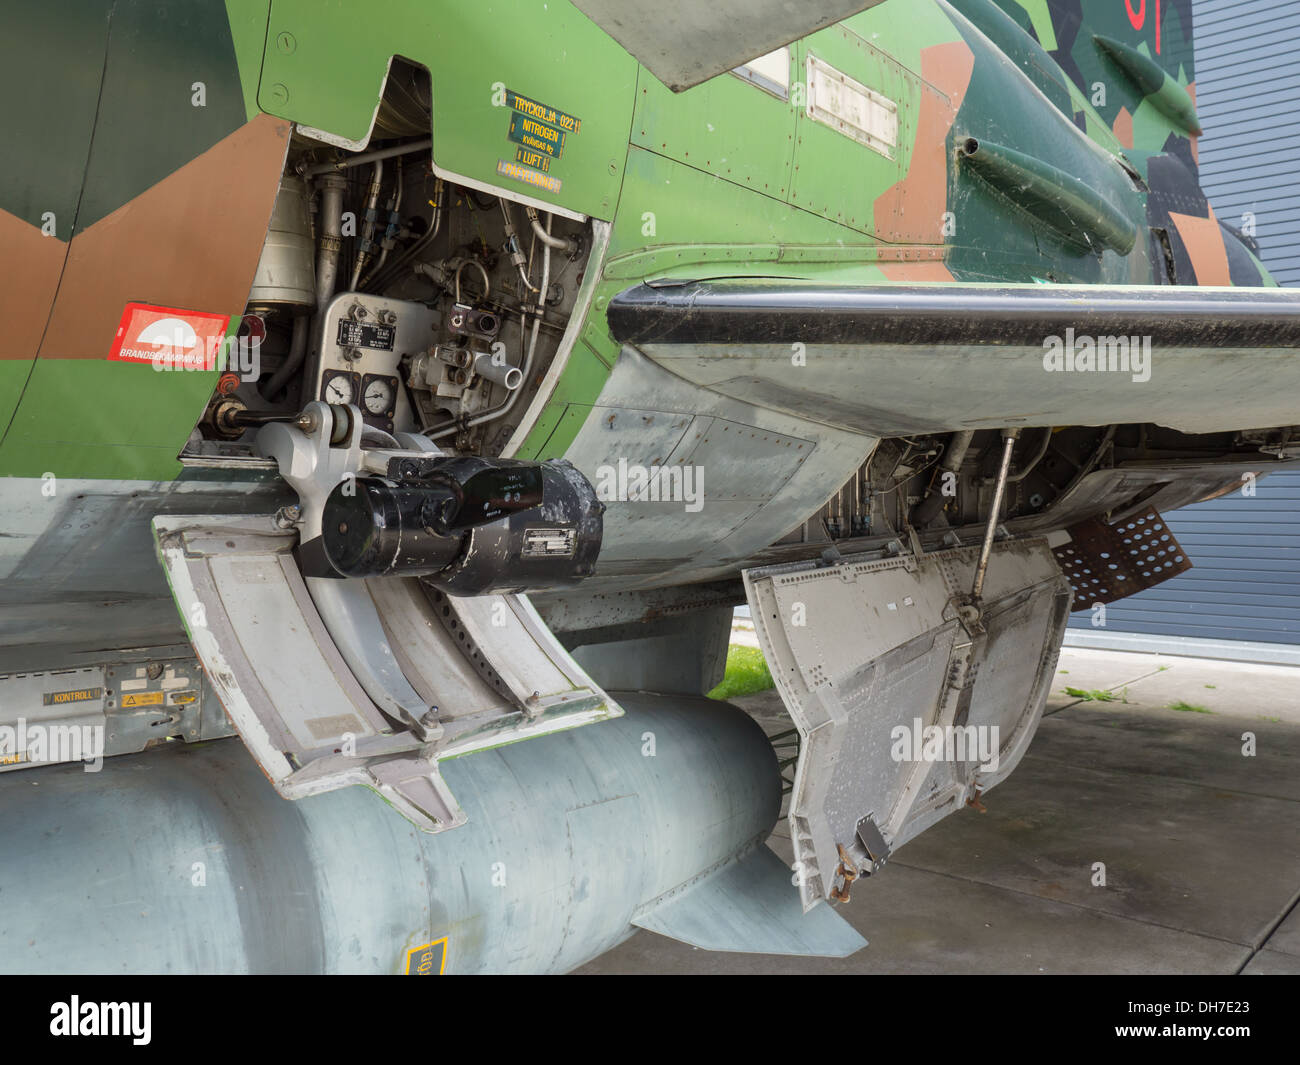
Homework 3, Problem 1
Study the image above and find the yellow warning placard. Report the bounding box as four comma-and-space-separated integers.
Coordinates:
121, 692, 165, 708
496, 159, 562, 194
42, 687, 103, 706
405, 937, 448, 975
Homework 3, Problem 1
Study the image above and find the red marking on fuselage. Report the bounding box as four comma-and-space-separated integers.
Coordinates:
1125, 0, 1162, 55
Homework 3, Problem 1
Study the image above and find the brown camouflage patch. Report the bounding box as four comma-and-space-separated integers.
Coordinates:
1169, 207, 1231, 287
878, 260, 955, 282
0, 209, 68, 360
1112, 105, 1134, 150
873, 40, 974, 244
38, 113, 289, 359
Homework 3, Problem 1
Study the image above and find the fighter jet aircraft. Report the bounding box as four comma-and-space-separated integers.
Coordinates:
1, 0, 1296, 973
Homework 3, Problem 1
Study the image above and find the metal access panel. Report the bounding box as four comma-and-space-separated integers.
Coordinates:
153, 514, 621, 833
0, 656, 235, 775
312, 293, 430, 434
0, 668, 106, 772
570, 1, 883, 91
745, 538, 1072, 910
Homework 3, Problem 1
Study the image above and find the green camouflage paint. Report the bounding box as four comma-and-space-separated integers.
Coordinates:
0, 0, 1276, 482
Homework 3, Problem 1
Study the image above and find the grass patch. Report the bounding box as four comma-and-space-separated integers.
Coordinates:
1169, 700, 1212, 714
1063, 686, 1122, 702
708, 645, 775, 700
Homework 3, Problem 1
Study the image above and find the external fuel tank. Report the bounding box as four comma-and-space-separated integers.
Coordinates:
0, 694, 786, 974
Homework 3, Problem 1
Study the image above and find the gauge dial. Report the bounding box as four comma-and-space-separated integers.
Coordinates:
363, 377, 395, 415
323, 372, 356, 405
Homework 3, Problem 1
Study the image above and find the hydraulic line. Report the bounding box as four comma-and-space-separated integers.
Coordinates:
349, 160, 384, 290
299, 137, 431, 177
259, 314, 310, 402
526, 205, 577, 255
1006, 425, 1053, 484
426, 212, 554, 440
366, 177, 444, 292
910, 429, 974, 528
360, 163, 403, 288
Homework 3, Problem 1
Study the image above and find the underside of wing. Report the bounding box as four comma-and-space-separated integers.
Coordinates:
607, 281, 1300, 436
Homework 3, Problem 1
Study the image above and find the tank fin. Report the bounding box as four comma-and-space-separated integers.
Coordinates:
632, 845, 867, 958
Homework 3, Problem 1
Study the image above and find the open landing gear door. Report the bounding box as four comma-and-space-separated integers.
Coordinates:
744, 538, 1071, 911
153, 514, 621, 833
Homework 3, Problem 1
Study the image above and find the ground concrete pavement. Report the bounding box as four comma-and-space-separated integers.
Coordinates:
577, 647, 1300, 974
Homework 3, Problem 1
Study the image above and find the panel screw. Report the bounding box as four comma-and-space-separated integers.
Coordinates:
268, 82, 290, 106
276, 32, 297, 54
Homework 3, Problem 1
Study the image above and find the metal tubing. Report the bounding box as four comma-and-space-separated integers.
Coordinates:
1005, 425, 1053, 484
971, 428, 1020, 602
300, 137, 432, 177
527, 205, 577, 254
314, 174, 347, 311
473, 350, 523, 390
366, 178, 444, 293
260, 314, 310, 401
428, 212, 553, 439
349, 160, 383, 290
910, 429, 975, 527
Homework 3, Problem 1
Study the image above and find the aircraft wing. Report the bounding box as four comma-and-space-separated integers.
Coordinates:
569, 1, 884, 91
606, 281, 1300, 436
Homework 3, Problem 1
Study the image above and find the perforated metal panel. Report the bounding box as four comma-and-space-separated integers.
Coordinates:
1067, 473, 1300, 644
1053, 511, 1192, 611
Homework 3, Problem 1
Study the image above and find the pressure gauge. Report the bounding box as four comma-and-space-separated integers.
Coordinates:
363, 376, 396, 416
322, 370, 357, 405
